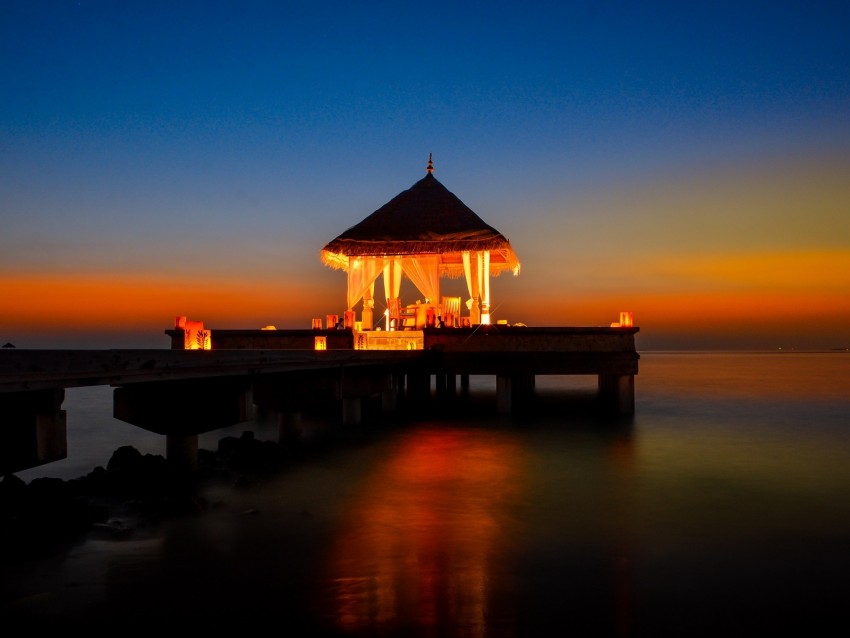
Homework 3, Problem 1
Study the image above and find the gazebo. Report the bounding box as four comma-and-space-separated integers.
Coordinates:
321, 155, 520, 330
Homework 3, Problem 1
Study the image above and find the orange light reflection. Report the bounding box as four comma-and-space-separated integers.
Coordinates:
323, 428, 527, 635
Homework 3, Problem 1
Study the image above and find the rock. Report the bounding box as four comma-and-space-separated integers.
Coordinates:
0, 474, 104, 561
2, 431, 295, 564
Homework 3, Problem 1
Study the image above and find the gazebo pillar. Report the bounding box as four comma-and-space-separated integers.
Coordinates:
362, 295, 374, 330
481, 250, 491, 324
470, 296, 481, 325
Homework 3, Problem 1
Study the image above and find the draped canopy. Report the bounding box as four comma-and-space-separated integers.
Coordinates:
320, 158, 520, 324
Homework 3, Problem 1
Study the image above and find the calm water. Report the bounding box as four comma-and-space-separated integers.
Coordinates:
4, 352, 850, 635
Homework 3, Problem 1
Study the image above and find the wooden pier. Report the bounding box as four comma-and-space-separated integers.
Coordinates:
1, 325, 639, 475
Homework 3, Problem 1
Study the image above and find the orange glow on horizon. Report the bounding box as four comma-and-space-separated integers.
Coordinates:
502, 287, 848, 326
3, 246, 848, 349
644, 250, 850, 292
0, 272, 340, 332
499, 248, 850, 346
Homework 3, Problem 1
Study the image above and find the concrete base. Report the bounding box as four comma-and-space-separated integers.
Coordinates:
166, 433, 199, 472
435, 373, 457, 399
598, 374, 635, 415
342, 398, 362, 426
278, 411, 303, 444
381, 389, 398, 412
0, 389, 67, 475
113, 378, 252, 435
406, 372, 431, 403
496, 374, 536, 415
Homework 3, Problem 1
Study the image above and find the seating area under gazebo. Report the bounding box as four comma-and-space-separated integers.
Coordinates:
320, 155, 520, 344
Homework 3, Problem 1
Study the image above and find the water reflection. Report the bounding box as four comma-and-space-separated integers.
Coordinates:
7, 355, 849, 634
322, 426, 528, 636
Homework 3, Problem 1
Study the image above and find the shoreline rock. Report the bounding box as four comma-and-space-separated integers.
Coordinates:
1, 430, 301, 564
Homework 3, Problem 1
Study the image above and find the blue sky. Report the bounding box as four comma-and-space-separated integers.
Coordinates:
2, 1, 849, 349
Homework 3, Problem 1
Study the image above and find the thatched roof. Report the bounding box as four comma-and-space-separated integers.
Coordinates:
321, 166, 520, 277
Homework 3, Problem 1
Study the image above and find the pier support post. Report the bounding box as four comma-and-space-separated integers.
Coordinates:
278, 411, 303, 444
598, 374, 635, 416
515, 374, 535, 410
0, 389, 67, 475
435, 373, 446, 397
496, 375, 512, 415
381, 372, 403, 412
406, 372, 431, 404
166, 434, 198, 472
496, 374, 536, 415
342, 397, 362, 426
113, 378, 252, 472
381, 388, 397, 412
460, 374, 470, 397
434, 373, 457, 401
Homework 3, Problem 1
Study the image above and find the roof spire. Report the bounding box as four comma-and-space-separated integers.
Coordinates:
426, 153, 434, 174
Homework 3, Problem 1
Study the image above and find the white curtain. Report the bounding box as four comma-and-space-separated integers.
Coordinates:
382, 257, 403, 302
462, 251, 491, 324
462, 251, 480, 322
462, 251, 477, 304
401, 256, 440, 304
481, 250, 491, 323
346, 256, 385, 310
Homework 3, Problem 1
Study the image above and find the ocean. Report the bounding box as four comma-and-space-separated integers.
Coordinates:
4, 351, 850, 635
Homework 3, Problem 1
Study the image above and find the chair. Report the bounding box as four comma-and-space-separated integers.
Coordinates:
441, 296, 461, 327
401, 305, 417, 329
387, 298, 401, 330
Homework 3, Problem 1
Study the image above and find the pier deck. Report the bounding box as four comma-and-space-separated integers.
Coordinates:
1, 326, 638, 475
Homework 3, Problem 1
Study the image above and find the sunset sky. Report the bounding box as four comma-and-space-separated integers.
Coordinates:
2, 1, 848, 350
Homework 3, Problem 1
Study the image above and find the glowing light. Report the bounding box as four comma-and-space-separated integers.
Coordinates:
314, 336, 327, 350
183, 319, 211, 350
611, 311, 634, 328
